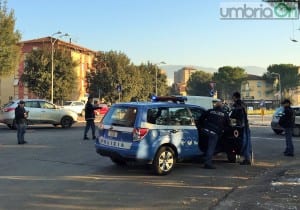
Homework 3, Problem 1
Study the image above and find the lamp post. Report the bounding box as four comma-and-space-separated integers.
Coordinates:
271, 72, 282, 101
155, 61, 166, 96
50, 31, 70, 103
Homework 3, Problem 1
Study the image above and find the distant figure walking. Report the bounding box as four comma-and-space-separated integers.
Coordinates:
15, 100, 28, 144
279, 99, 295, 157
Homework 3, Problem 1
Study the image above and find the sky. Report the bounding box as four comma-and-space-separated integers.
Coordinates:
5, 0, 300, 71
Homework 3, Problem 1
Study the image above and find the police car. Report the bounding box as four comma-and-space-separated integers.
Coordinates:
95, 96, 241, 175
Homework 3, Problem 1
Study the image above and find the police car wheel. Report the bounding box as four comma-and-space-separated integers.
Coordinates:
227, 152, 237, 163
110, 157, 126, 166
152, 146, 176, 175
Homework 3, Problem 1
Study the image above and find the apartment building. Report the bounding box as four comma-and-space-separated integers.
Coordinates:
240, 74, 278, 109
0, 37, 96, 106
174, 67, 197, 96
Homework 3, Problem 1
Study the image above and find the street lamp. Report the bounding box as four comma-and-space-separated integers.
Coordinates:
271, 72, 282, 101
155, 61, 166, 95
50, 31, 70, 103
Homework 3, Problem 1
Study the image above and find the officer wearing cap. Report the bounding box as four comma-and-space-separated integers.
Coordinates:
15, 100, 28, 144
197, 101, 231, 169
279, 99, 295, 157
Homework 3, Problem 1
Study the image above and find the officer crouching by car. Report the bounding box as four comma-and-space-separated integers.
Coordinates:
197, 101, 231, 169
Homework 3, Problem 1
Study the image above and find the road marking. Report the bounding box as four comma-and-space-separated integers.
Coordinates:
252, 136, 300, 142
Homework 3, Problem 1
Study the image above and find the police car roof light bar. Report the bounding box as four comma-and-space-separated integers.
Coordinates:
152, 96, 186, 104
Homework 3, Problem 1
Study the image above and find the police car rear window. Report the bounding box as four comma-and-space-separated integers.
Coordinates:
103, 106, 137, 127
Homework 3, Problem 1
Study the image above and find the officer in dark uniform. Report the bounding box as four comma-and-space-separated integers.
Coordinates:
279, 99, 295, 157
83, 96, 101, 140
230, 91, 252, 165
197, 101, 231, 169
15, 100, 28, 144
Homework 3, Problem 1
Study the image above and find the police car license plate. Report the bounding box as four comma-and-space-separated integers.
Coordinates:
108, 130, 118, 137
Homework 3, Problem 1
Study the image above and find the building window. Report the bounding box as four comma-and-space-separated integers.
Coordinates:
258, 91, 262, 98
257, 81, 262, 87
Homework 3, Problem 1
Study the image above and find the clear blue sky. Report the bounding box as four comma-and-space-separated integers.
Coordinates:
6, 0, 300, 69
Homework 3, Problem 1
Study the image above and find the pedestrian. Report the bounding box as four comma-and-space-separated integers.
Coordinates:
279, 99, 295, 157
83, 96, 100, 140
15, 100, 28, 144
260, 99, 266, 123
197, 101, 231, 169
230, 91, 252, 165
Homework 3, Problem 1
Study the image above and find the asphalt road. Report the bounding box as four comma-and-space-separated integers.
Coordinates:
0, 120, 299, 210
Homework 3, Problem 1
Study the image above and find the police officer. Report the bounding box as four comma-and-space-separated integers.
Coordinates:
83, 96, 101, 140
279, 99, 295, 157
230, 91, 252, 165
15, 100, 28, 144
198, 101, 231, 169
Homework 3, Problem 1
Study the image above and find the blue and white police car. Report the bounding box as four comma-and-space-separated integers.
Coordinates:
95, 96, 207, 175
95, 96, 242, 175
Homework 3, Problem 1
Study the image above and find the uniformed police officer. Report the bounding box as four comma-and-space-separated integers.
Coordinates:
197, 101, 231, 169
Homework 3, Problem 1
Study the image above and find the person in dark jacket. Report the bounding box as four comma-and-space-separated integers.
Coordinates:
83, 96, 100, 140
15, 100, 28, 144
279, 99, 295, 157
230, 91, 252, 165
197, 101, 231, 169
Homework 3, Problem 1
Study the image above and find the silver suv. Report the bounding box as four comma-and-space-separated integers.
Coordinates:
0, 99, 78, 129
63, 101, 85, 116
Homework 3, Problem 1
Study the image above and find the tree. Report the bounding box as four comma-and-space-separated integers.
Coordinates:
186, 70, 213, 96
0, 0, 21, 77
21, 47, 77, 102
213, 66, 247, 99
89, 51, 168, 103
264, 64, 300, 98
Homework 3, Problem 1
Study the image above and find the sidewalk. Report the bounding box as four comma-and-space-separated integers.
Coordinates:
215, 114, 300, 210
214, 159, 300, 210
248, 114, 272, 126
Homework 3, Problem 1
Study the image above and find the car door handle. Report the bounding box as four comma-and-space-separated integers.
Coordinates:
170, 129, 179, 133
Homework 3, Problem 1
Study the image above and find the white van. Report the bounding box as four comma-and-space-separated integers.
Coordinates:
182, 96, 220, 109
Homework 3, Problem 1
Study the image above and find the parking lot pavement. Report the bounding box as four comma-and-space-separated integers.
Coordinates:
214, 160, 300, 210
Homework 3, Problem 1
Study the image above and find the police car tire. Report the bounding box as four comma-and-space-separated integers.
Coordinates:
227, 152, 237, 163
152, 146, 176, 176
110, 157, 126, 166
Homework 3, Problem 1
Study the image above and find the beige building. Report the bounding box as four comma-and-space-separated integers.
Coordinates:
0, 37, 96, 106
174, 67, 197, 96
241, 74, 274, 100
240, 74, 279, 109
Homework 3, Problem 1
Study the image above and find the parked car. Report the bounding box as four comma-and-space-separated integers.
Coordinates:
95, 96, 242, 175
0, 99, 78, 129
62, 101, 85, 116
271, 106, 300, 136
94, 103, 109, 116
